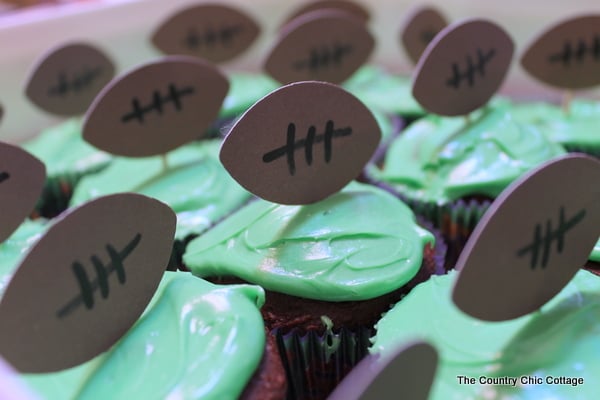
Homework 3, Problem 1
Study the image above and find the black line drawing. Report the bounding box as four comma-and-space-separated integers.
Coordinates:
293, 43, 353, 73
183, 25, 244, 49
548, 36, 600, 66
120, 84, 195, 124
0, 171, 9, 183
56, 233, 142, 318
446, 48, 496, 89
47, 66, 104, 97
262, 120, 352, 176
516, 206, 586, 269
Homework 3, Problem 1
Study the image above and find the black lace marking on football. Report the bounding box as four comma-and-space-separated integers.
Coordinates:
420, 29, 439, 45
56, 233, 142, 318
446, 48, 496, 89
183, 24, 245, 50
292, 43, 354, 73
262, 120, 352, 176
121, 84, 195, 124
0, 171, 9, 183
47, 66, 104, 97
516, 206, 586, 269
548, 36, 600, 66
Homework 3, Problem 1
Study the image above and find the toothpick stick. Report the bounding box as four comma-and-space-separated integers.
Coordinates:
561, 90, 573, 116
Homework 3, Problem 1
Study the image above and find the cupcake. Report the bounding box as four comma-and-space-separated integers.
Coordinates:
367, 103, 566, 269
371, 270, 600, 399
21, 119, 111, 218
510, 99, 600, 158
17, 272, 287, 399
184, 181, 443, 399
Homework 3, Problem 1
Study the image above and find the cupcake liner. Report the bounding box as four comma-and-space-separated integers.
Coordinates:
274, 325, 373, 400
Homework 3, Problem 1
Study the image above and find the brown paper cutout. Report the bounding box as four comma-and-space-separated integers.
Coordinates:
282, 0, 370, 28
83, 56, 229, 157
400, 5, 448, 65
220, 81, 380, 204
453, 155, 600, 322
328, 341, 438, 400
521, 14, 600, 90
151, 4, 260, 64
0, 193, 176, 373
0, 142, 46, 244
265, 9, 374, 85
25, 42, 115, 116
412, 19, 514, 116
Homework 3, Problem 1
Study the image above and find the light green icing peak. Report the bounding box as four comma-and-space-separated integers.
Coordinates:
22, 118, 111, 176
23, 272, 266, 400
511, 99, 600, 149
184, 182, 434, 301
70, 140, 252, 240
375, 105, 566, 203
591, 238, 600, 262
371, 270, 600, 400
220, 72, 279, 119
0, 220, 47, 297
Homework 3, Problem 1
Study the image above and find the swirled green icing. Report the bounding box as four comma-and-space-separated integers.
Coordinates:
511, 100, 600, 149
22, 118, 111, 177
219, 72, 279, 119
184, 182, 434, 301
70, 140, 252, 240
373, 105, 566, 204
343, 65, 424, 117
591, 239, 600, 262
23, 272, 266, 400
0, 220, 46, 297
371, 270, 600, 400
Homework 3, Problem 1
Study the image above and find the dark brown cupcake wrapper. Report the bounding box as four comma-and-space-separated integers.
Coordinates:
273, 326, 373, 400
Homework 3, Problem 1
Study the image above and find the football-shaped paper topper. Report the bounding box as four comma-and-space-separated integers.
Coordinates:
220, 81, 380, 205
152, 4, 260, 63
328, 341, 438, 400
25, 42, 115, 116
282, 0, 370, 27
412, 19, 514, 116
83, 56, 229, 157
453, 155, 600, 321
0, 193, 176, 372
0, 142, 46, 243
265, 9, 374, 85
400, 5, 448, 65
521, 14, 600, 89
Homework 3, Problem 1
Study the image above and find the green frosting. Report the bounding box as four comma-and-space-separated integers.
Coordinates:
511, 100, 600, 149
343, 65, 424, 117
22, 118, 111, 178
70, 140, 252, 240
0, 220, 47, 297
184, 182, 434, 301
23, 272, 266, 400
591, 239, 600, 262
371, 270, 600, 400
374, 105, 566, 204
219, 72, 279, 120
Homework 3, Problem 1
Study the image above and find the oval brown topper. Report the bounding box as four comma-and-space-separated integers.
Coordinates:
329, 341, 438, 400
83, 56, 229, 157
220, 81, 380, 204
25, 42, 115, 116
0, 142, 46, 243
265, 10, 374, 85
151, 4, 260, 63
453, 155, 600, 322
521, 14, 600, 89
400, 6, 448, 65
0, 193, 176, 373
282, 0, 370, 28
412, 19, 514, 116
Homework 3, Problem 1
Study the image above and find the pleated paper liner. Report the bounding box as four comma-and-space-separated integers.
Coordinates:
275, 326, 372, 400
